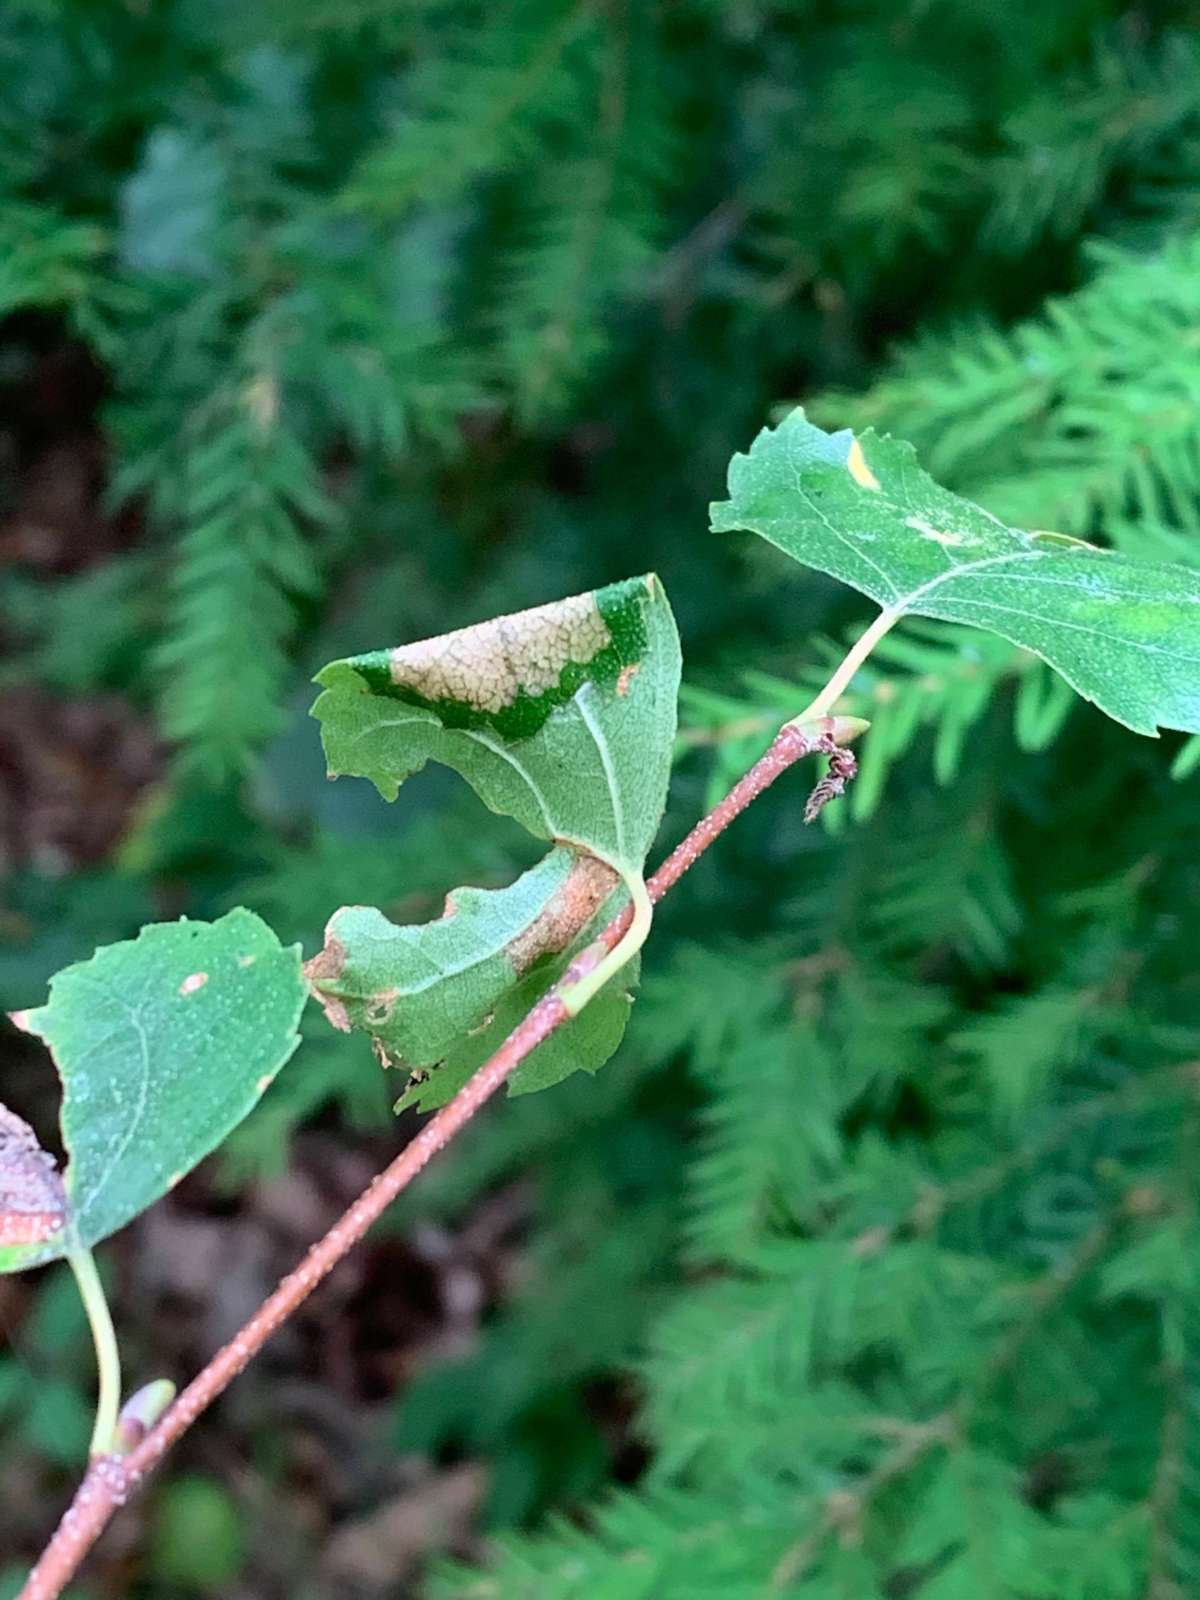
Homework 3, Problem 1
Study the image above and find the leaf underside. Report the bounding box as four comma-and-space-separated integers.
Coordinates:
308, 576, 681, 1100
711, 408, 1200, 737
1, 910, 306, 1273
306, 845, 635, 1109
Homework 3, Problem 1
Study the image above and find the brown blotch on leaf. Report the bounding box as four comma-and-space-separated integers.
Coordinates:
320, 996, 352, 1034
366, 989, 400, 1026
305, 934, 352, 1033
506, 853, 620, 975
616, 664, 639, 697
0, 1103, 68, 1247
304, 934, 347, 984
372, 1038, 400, 1071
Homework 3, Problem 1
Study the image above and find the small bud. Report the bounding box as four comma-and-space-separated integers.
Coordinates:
824, 715, 871, 745
113, 1379, 176, 1455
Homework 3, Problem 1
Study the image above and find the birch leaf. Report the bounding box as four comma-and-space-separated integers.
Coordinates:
1, 910, 306, 1273
711, 407, 1200, 736
397, 946, 639, 1112
306, 845, 631, 1099
310, 574, 681, 878
308, 577, 678, 1097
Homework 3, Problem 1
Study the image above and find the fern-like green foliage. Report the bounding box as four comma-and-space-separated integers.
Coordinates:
145, 382, 332, 781
814, 233, 1200, 544
5, 1, 1200, 1594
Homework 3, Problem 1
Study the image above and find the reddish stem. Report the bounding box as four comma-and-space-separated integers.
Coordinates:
18, 720, 851, 1600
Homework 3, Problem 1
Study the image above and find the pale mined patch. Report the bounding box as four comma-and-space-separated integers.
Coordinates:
388, 591, 612, 714
1031, 529, 1098, 549
304, 935, 351, 1033
904, 514, 970, 547
179, 972, 208, 995
616, 663, 639, 697
320, 996, 351, 1034
0, 1103, 67, 1247
304, 935, 346, 984
847, 438, 881, 491
506, 853, 620, 975
373, 1038, 398, 1070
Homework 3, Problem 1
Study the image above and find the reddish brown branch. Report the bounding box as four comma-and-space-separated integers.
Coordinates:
18, 718, 855, 1600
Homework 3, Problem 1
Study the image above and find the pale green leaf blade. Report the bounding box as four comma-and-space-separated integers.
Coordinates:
310, 574, 681, 876
711, 407, 1200, 736
306, 845, 622, 1074
1, 910, 305, 1273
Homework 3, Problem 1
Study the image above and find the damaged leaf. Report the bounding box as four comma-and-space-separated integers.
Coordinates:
306, 846, 624, 1082
310, 575, 681, 878
1, 909, 306, 1273
0, 1104, 69, 1249
308, 577, 680, 1097
712, 408, 1200, 737
397, 944, 639, 1112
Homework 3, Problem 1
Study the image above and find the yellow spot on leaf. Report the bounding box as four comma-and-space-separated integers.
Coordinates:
847, 438, 881, 491
1031, 529, 1098, 550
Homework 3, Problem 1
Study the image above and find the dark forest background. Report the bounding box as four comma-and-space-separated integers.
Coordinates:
4, 2, 1200, 1595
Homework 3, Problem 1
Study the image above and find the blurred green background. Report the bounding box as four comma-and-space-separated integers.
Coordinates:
4, 1, 1200, 1595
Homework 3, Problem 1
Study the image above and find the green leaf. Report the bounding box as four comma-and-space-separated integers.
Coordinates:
711, 408, 1200, 736
307, 845, 630, 1095
1, 910, 306, 1274
310, 574, 681, 878
309, 577, 677, 1099
400, 944, 636, 1117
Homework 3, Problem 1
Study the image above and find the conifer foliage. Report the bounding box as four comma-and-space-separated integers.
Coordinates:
4, 3, 1200, 1598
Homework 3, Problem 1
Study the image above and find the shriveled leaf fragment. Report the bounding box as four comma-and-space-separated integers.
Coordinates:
311, 575, 681, 877
0, 1104, 68, 1249
0, 910, 306, 1273
306, 845, 620, 1073
712, 407, 1200, 736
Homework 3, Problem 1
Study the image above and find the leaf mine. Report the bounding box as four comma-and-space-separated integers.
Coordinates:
0, 1103, 69, 1248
